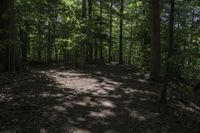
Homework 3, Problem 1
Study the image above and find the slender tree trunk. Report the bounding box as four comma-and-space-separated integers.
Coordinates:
88, 0, 93, 63
160, 0, 175, 104
128, 27, 133, 65
37, 21, 42, 62
187, 10, 194, 74
47, 21, 52, 63
20, 26, 29, 69
108, 0, 113, 63
52, 17, 57, 63
82, 0, 87, 18
46, 3, 52, 63
63, 48, 67, 65
80, 0, 87, 66
150, 0, 161, 81
194, 82, 200, 92
119, 0, 124, 64
99, 0, 103, 61
94, 38, 98, 63
55, 46, 58, 63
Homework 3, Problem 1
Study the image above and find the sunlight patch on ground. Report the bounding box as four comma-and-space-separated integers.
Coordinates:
125, 88, 158, 96
52, 105, 66, 112
62, 101, 74, 108
62, 125, 92, 133
137, 79, 148, 83
74, 101, 88, 106
172, 102, 200, 113
129, 110, 160, 121
76, 117, 86, 122
88, 109, 116, 118
40, 92, 64, 98
40, 128, 48, 133
0, 94, 13, 102
43, 70, 122, 97
61, 96, 116, 109
130, 110, 146, 121
0, 94, 6, 102
99, 100, 116, 108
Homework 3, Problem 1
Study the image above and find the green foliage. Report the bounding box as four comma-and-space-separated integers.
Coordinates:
14, 0, 199, 83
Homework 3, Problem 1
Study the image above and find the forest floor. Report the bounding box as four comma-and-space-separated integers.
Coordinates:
0, 64, 200, 133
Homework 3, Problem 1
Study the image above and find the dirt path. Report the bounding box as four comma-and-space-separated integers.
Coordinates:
0, 65, 200, 133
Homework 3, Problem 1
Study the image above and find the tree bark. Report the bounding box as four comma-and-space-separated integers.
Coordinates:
0, 0, 20, 72
160, 0, 175, 104
20, 25, 29, 69
194, 82, 200, 92
47, 21, 52, 63
108, 0, 113, 63
119, 0, 124, 64
80, 0, 87, 66
150, 0, 161, 81
88, 0, 93, 63
0, 0, 7, 71
128, 27, 133, 65
99, 0, 103, 61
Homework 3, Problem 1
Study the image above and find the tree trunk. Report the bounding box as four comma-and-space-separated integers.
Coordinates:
20, 27, 28, 69
119, 0, 124, 64
63, 48, 67, 65
47, 21, 52, 63
0, 0, 7, 71
94, 37, 98, 63
80, 0, 87, 66
150, 0, 161, 81
160, 0, 175, 104
88, 0, 93, 63
99, 0, 103, 61
194, 82, 200, 92
52, 17, 57, 63
0, 0, 20, 72
128, 27, 133, 65
37, 21, 42, 62
108, 0, 113, 63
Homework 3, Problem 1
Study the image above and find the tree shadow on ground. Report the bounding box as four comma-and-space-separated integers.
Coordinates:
0, 65, 200, 133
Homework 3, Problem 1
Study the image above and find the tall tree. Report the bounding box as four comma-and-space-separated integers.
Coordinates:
108, 0, 113, 63
47, 20, 52, 63
99, 0, 103, 61
20, 23, 29, 69
88, 0, 93, 63
160, 0, 175, 103
0, 0, 21, 72
128, 27, 133, 65
37, 20, 43, 62
80, 0, 87, 66
149, 0, 161, 81
119, 0, 124, 64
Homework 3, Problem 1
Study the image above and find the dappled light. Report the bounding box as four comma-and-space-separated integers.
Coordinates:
0, 65, 200, 133
0, 0, 199, 132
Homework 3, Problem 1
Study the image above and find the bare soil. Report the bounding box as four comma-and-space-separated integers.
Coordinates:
0, 65, 200, 133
